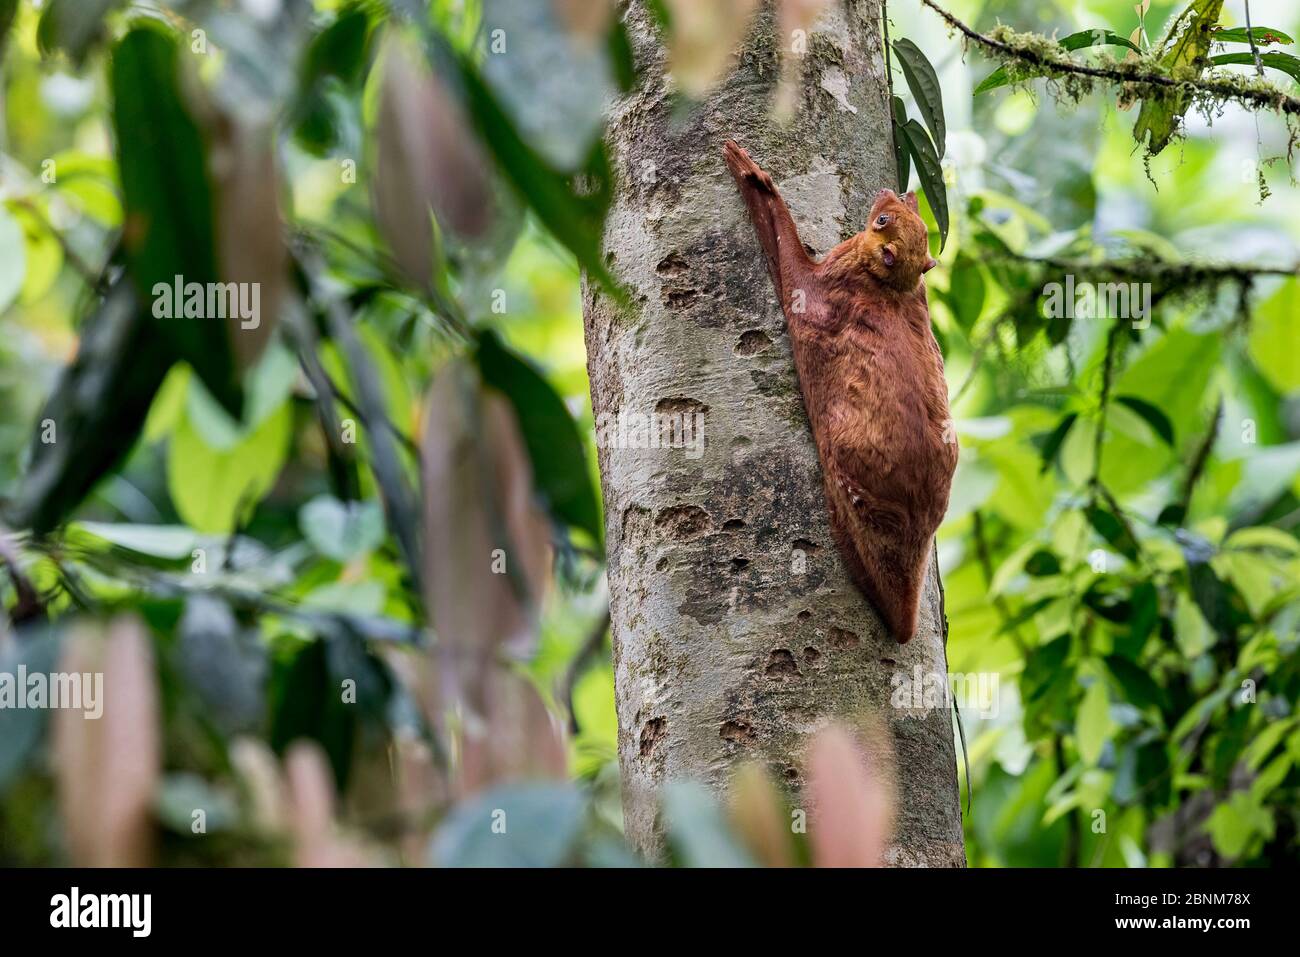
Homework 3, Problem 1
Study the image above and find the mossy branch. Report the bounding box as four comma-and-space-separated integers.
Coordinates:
922, 0, 1300, 118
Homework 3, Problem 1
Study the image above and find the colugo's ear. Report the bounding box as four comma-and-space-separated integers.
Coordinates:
922, 257, 939, 273
904, 191, 919, 213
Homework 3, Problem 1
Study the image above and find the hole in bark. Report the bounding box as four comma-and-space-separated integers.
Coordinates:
719, 719, 756, 744
655, 505, 712, 540
730, 556, 750, 570
803, 646, 821, 665
655, 252, 689, 277
655, 396, 709, 416
656, 557, 669, 571
639, 717, 667, 758
880, 656, 897, 666
722, 518, 746, 531
828, 627, 860, 650
797, 609, 812, 621
765, 649, 800, 678
792, 538, 820, 553
664, 288, 699, 309
735, 330, 772, 355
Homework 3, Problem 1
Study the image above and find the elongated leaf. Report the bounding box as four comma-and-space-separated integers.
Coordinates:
0, 0, 19, 53
898, 118, 948, 251
421, 359, 552, 725
890, 96, 911, 192
111, 23, 241, 416
10, 282, 173, 535
430, 784, 586, 866
37, 0, 121, 64
1210, 51, 1300, 83
476, 330, 602, 543
1036, 412, 1077, 473
893, 38, 945, 157
1134, 0, 1225, 154
948, 253, 985, 330
1212, 26, 1293, 46
1085, 503, 1140, 561
53, 617, 160, 867
1115, 394, 1175, 447
434, 36, 623, 299
975, 29, 1143, 95
376, 33, 492, 292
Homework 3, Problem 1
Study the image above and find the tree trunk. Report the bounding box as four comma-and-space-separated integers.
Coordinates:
582, 0, 965, 867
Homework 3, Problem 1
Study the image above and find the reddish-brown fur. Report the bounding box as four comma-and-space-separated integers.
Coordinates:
723, 140, 957, 644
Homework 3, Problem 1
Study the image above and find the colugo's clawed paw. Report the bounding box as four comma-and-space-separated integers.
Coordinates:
723, 139, 775, 193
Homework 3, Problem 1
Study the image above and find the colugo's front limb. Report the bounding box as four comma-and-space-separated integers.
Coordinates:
723, 140, 816, 317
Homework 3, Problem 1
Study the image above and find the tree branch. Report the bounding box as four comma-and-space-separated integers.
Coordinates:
921, 0, 1300, 118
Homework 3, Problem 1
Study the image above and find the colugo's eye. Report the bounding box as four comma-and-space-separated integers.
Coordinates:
875, 214, 890, 226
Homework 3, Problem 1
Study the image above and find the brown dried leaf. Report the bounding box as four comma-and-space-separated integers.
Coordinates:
420, 359, 553, 767
458, 668, 568, 795
286, 741, 378, 868
53, 616, 160, 867
375, 33, 492, 290
806, 721, 895, 868
210, 115, 286, 371
663, 0, 759, 97
554, 0, 613, 42
774, 0, 829, 117
229, 736, 288, 835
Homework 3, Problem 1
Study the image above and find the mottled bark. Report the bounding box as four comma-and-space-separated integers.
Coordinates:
582, 0, 965, 867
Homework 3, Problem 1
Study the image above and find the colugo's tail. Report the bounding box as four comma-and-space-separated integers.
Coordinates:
825, 480, 930, 645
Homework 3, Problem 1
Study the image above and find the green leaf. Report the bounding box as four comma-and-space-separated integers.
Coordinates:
892, 38, 946, 157
1023, 549, 1061, 577
898, 118, 948, 252
1085, 503, 1140, 561
430, 784, 587, 867
300, 495, 386, 562
438, 36, 623, 299
608, 19, 637, 93
167, 397, 292, 534
0, 0, 18, 52
76, 522, 199, 560
269, 638, 356, 790
10, 282, 173, 535
1076, 679, 1112, 765
1209, 51, 1300, 83
662, 781, 755, 868
476, 330, 602, 543
974, 29, 1142, 95
303, 4, 372, 87
1205, 792, 1274, 859
1036, 412, 1078, 474
1114, 395, 1175, 447
1134, 0, 1226, 155
947, 254, 985, 330
1248, 279, 1300, 393
1104, 655, 1169, 713
0, 628, 61, 789
37, 0, 121, 64
891, 96, 911, 192
1211, 26, 1294, 46
111, 23, 242, 417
